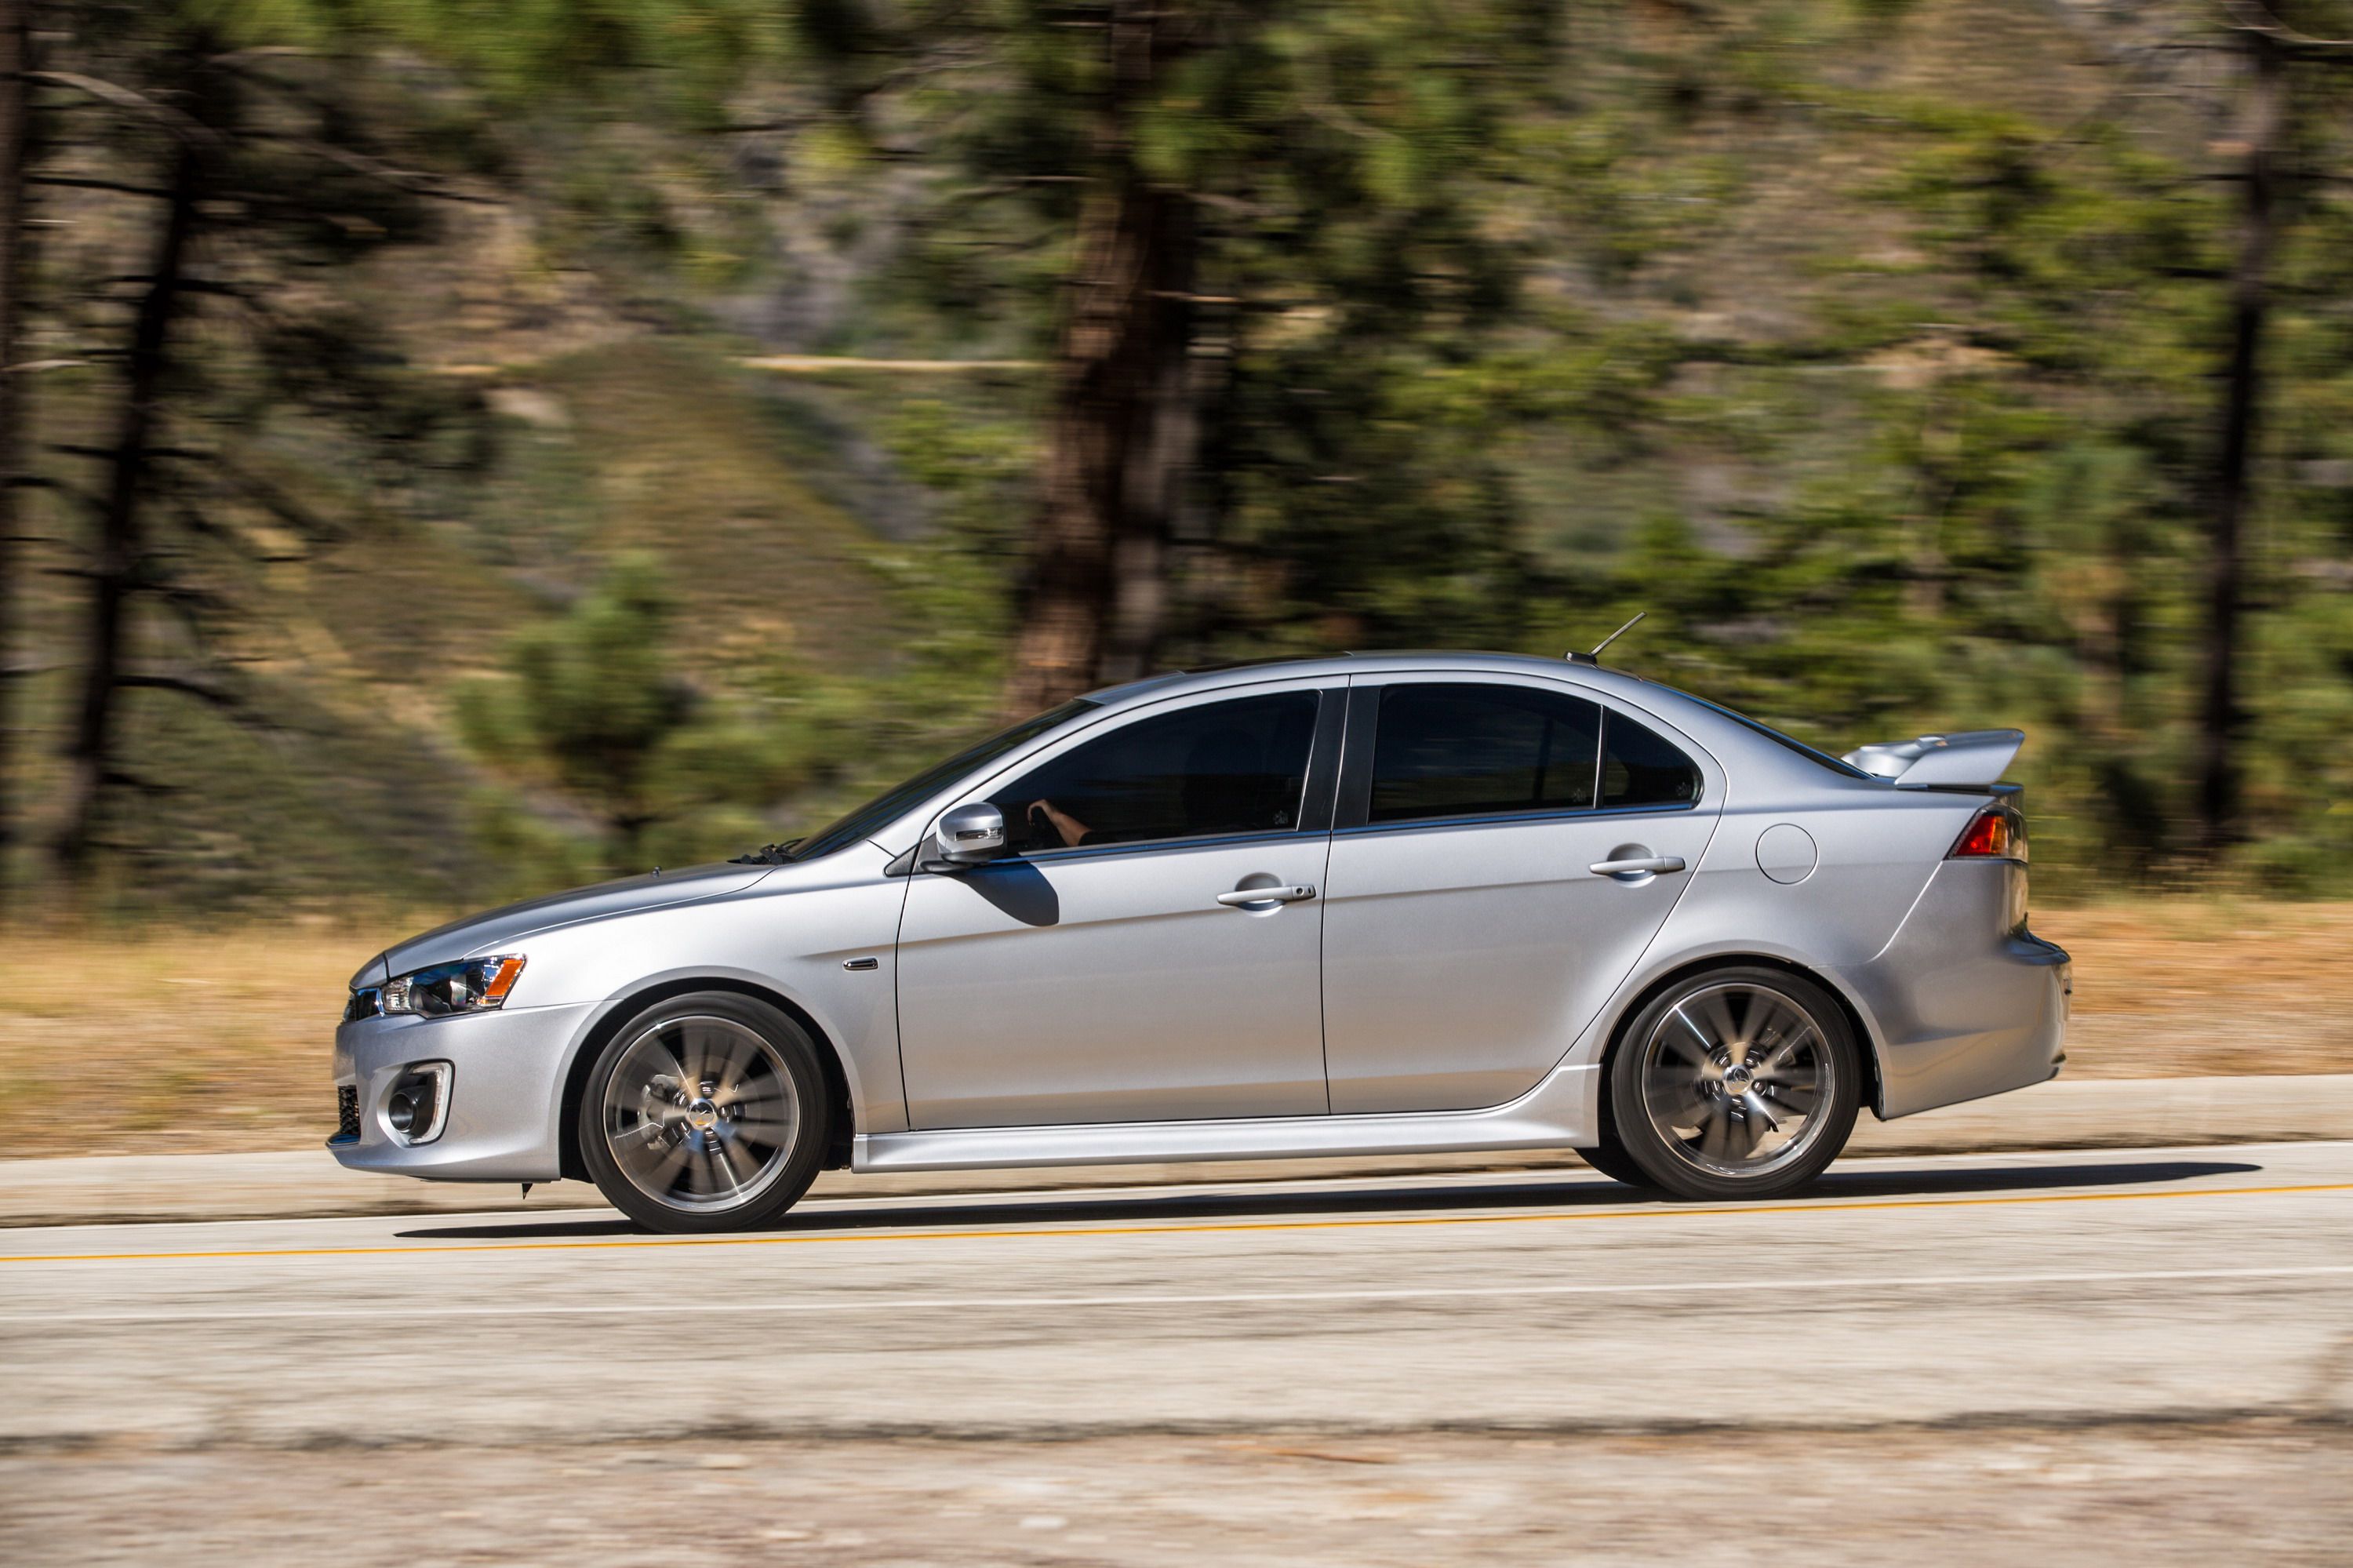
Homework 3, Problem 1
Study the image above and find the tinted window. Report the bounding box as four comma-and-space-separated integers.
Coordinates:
990, 692, 1319, 853
787, 699, 1098, 861
1369, 684, 1601, 825
1602, 711, 1702, 807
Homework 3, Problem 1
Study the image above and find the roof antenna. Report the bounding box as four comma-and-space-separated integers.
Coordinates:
1570, 611, 1645, 666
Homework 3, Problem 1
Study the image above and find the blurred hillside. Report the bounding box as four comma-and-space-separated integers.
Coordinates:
12, 330, 1027, 905
3, 0, 2352, 913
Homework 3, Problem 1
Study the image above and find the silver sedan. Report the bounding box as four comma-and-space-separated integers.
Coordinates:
332, 652, 2070, 1231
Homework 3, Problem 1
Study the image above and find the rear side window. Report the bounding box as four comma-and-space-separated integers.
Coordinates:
989, 691, 1319, 853
1602, 711, 1702, 807
1369, 684, 1602, 825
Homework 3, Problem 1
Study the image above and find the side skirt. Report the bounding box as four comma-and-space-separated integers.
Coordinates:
852, 1063, 1602, 1173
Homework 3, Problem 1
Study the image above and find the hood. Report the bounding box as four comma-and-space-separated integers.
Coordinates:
364, 862, 776, 986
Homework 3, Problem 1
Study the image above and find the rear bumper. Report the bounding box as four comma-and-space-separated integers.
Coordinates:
1832, 860, 2071, 1120
329, 1002, 595, 1182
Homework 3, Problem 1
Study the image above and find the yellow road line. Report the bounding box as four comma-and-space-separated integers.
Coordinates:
4, 1180, 2349, 1267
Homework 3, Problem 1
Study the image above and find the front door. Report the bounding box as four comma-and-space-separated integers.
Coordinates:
1320, 678, 1720, 1114
896, 686, 1339, 1130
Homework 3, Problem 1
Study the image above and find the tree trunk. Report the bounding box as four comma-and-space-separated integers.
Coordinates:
1002, 1, 1196, 718
0, 0, 32, 908
1100, 191, 1197, 687
53, 92, 207, 877
2196, 28, 2283, 861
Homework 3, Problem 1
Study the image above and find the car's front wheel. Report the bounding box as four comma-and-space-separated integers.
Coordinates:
1607, 966, 1860, 1201
1570, 1137, 1657, 1190
579, 991, 830, 1233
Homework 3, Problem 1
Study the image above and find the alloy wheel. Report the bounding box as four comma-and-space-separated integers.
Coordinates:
1636, 980, 1836, 1181
600, 1014, 802, 1213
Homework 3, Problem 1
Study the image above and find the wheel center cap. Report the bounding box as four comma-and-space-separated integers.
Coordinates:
1722, 1064, 1754, 1091
686, 1099, 719, 1133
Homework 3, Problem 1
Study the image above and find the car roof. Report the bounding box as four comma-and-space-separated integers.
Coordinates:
1083, 649, 1665, 709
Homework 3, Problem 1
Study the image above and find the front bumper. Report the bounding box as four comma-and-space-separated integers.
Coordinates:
329, 1001, 597, 1182
1836, 860, 2071, 1120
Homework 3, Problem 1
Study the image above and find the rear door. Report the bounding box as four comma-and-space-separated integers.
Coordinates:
1319, 676, 1721, 1115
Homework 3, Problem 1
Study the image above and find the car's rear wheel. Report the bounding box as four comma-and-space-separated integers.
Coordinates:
579, 991, 829, 1233
1607, 966, 1860, 1201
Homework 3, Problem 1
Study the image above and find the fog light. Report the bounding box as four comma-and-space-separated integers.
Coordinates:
382, 1062, 451, 1146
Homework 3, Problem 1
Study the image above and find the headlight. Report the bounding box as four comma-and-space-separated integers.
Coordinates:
377, 955, 527, 1017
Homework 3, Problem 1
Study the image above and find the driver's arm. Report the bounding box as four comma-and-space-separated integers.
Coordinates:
1026, 799, 1091, 847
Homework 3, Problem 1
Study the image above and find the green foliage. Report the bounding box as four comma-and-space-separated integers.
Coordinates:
365, 0, 793, 118
19, 0, 2353, 911
446, 369, 1025, 890
871, 2, 1569, 653
458, 555, 696, 860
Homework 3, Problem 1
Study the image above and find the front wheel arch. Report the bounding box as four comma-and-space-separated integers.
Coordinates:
558, 977, 854, 1184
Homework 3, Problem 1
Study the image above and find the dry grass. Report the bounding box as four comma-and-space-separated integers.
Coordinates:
2035, 899, 2353, 1080
0, 920, 387, 1160
2, 899, 2348, 1162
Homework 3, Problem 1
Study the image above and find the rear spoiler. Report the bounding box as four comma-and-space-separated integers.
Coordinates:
1841, 729, 2024, 789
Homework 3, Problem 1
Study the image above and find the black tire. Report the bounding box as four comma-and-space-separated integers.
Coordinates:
1571, 1137, 1657, 1189
1607, 966, 1860, 1202
578, 991, 831, 1233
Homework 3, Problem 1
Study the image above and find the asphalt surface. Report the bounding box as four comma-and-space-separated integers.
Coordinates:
6, 1142, 2352, 1565
4, 1141, 2351, 1449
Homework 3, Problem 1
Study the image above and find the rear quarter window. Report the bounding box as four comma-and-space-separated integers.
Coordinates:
1602, 711, 1702, 808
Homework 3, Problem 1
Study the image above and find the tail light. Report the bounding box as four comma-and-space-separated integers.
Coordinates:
1950, 802, 2028, 862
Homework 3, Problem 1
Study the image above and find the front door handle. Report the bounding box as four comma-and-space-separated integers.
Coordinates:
1589, 855, 1686, 878
1217, 883, 1317, 908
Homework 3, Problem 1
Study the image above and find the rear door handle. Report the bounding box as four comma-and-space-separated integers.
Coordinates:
1588, 856, 1686, 877
1217, 884, 1317, 907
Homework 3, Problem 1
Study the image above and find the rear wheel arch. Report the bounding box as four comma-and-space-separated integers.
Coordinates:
1595, 952, 1885, 1125
557, 977, 856, 1183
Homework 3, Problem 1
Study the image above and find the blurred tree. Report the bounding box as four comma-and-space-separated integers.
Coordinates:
1496, 0, 2353, 887
23, 2, 472, 880
2197, 2, 2353, 856
1003, 0, 1201, 715
788, 1, 1558, 712
2007, 0, 2353, 864
0, 0, 30, 912
2200, 14, 2286, 858
458, 556, 697, 867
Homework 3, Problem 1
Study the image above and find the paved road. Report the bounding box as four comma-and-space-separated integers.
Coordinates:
5, 1143, 2352, 1565
4, 1141, 2351, 1448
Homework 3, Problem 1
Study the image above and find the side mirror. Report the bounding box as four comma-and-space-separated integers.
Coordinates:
933, 802, 1007, 866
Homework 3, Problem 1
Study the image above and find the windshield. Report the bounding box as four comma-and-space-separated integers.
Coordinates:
783, 699, 1101, 863
1658, 687, 1874, 780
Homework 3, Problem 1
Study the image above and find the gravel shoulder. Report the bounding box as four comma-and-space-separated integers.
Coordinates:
6, 1424, 2347, 1567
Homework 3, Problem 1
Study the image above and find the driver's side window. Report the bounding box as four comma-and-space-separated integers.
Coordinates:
987, 692, 1320, 854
